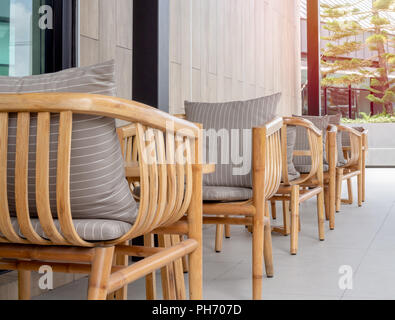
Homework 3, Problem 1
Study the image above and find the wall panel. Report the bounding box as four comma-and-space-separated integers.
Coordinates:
80, 0, 133, 100
169, 0, 302, 116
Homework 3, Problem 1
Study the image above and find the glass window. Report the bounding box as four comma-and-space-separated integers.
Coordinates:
0, 1, 11, 76
0, 0, 47, 77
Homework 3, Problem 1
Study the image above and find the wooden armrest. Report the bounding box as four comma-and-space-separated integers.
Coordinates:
117, 124, 137, 138
337, 125, 362, 137
255, 116, 283, 136
283, 117, 322, 137
0, 93, 200, 138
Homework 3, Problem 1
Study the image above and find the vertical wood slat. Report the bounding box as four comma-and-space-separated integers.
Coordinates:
15, 113, 49, 244
150, 130, 167, 227
56, 111, 91, 247
36, 113, 68, 245
161, 132, 177, 224
140, 128, 159, 234
0, 113, 26, 243
130, 124, 150, 233
171, 137, 193, 225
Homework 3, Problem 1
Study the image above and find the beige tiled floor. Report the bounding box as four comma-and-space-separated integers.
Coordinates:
33, 168, 395, 300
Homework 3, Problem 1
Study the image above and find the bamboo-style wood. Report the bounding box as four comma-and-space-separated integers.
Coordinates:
87, 246, 115, 300
270, 117, 325, 255
187, 124, 203, 300
107, 239, 198, 295
144, 234, 157, 300
18, 270, 31, 300
198, 117, 283, 300
171, 235, 187, 300
225, 225, 231, 239
0, 93, 203, 301
159, 234, 177, 300
335, 126, 365, 212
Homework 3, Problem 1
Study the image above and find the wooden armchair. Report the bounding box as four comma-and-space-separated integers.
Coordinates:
335, 125, 365, 211
271, 117, 325, 255
202, 117, 283, 300
0, 93, 203, 300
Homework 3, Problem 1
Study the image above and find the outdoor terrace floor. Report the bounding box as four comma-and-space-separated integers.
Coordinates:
31, 168, 395, 300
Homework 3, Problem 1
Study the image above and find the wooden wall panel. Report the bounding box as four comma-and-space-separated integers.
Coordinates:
80, 0, 133, 100
169, 0, 302, 116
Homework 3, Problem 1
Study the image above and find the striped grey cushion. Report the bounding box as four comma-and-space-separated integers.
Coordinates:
185, 94, 281, 188
3, 218, 132, 241
293, 115, 329, 169
0, 61, 138, 226
203, 186, 252, 202
328, 114, 346, 166
342, 126, 365, 147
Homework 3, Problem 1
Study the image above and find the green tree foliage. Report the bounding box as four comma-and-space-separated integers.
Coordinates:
321, 0, 395, 114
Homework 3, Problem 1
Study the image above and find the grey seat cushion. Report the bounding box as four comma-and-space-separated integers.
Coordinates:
2, 218, 132, 241
0, 61, 138, 225
328, 114, 347, 166
185, 93, 281, 188
203, 186, 252, 202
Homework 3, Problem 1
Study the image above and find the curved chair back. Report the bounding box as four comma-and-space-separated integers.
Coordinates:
337, 125, 362, 167
261, 117, 283, 200
281, 117, 323, 186
0, 93, 200, 247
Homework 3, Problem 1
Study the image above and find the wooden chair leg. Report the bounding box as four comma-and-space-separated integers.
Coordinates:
336, 169, 344, 213
290, 186, 300, 255
144, 234, 157, 300
215, 223, 224, 253
187, 162, 203, 300
159, 234, 177, 300
347, 178, 353, 204
88, 246, 115, 300
357, 173, 363, 207
18, 270, 31, 300
329, 173, 336, 230
252, 204, 264, 300
324, 186, 330, 221
317, 190, 325, 241
225, 225, 231, 239
264, 222, 274, 278
113, 241, 129, 300
282, 200, 290, 236
181, 235, 189, 273
362, 155, 366, 202
271, 200, 277, 220
171, 235, 187, 300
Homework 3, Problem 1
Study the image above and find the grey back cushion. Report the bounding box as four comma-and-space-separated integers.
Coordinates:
292, 115, 329, 172
328, 114, 347, 166
285, 126, 301, 181
0, 61, 138, 225
185, 93, 281, 188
